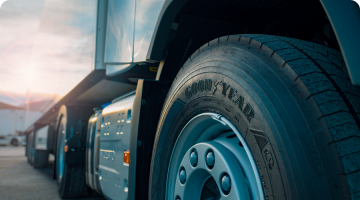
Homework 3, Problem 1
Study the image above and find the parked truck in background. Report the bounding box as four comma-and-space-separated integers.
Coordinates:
0, 134, 25, 146
25, 0, 360, 199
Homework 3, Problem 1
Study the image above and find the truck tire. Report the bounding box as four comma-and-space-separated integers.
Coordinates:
11, 139, 18, 146
55, 106, 89, 199
149, 34, 360, 200
58, 164, 87, 198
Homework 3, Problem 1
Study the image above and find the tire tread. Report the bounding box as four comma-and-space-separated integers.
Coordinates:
60, 164, 87, 199
248, 35, 360, 197
189, 34, 360, 197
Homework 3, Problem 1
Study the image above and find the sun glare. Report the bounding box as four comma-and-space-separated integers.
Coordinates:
0, 40, 60, 96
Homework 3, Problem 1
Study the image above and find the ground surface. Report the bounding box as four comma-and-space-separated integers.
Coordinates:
0, 146, 106, 200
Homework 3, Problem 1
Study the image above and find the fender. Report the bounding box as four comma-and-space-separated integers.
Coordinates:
145, 0, 189, 62
320, 0, 360, 85
147, 0, 360, 85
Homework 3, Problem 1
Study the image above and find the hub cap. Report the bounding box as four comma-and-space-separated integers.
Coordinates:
166, 113, 264, 200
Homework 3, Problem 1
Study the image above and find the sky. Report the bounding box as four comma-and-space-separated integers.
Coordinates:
0, 0, 97, 105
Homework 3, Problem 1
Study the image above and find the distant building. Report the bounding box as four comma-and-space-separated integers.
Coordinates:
0, 91, 59, 136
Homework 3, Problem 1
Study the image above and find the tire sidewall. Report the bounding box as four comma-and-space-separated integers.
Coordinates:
151, 73, 286, 199
150, 42, 322, 200
56, 116, 67, 192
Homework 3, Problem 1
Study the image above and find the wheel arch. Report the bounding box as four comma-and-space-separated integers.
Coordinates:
319, 0, 360, 85
147, 0, 360, 85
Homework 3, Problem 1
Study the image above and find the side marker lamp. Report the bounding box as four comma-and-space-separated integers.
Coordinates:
123, 150, 130, 166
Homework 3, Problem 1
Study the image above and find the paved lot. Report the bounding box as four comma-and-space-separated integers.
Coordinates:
0, 146, 105, 200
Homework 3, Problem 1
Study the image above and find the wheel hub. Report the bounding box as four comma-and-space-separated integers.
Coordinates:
221, 174, 231, 194
175, 142, 249, 199
190, 149, 198, 167
166, 113, 264, 200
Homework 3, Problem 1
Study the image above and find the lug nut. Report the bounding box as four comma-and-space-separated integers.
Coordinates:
221, 174, 231, 194
189, 150, 198, 167
206, 151, 215, 169
179, 168, 186, 184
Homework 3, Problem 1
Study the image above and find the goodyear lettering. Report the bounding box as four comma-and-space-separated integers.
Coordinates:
213, 80, 222, 95
205, 79, 212, 91
192, 82, 198, 95
185, 79, 255, 123
186, 79, 212, 98
198, 80, 204, 92
228, 87, 237, 101
222, 82, 231, 96
185, 86, 192, 98
234, 96, 244, 111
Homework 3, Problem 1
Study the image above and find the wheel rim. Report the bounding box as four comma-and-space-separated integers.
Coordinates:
57, 124, 65, 183
166, 113, 264, 200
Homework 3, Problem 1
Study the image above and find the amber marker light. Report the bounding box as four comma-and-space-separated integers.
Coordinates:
123, 150, 130, 166
64, 145, 68, 152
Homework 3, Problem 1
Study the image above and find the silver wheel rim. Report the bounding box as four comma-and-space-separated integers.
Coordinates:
57, 124, 65, 183
166, 113, 264, 200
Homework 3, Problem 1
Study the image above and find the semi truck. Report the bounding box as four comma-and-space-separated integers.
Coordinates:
25, 0, 360, 199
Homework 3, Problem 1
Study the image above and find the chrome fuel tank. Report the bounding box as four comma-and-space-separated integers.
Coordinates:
98, 91, 136, 200
86, 108, 103, 195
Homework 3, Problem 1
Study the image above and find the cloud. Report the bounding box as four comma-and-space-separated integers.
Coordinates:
0, 0, 45, 35
0, 0, 97, 98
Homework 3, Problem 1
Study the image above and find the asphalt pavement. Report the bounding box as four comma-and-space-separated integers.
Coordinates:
0, 146, 106, 200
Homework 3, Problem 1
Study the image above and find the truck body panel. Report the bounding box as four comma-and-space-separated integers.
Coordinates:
105, 0, 135, 63
104, 0, 165, 63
